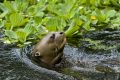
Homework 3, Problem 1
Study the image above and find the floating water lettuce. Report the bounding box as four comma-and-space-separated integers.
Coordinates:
0, 0, 120, 47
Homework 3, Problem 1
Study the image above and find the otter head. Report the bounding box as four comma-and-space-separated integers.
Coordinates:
32, 31, 66, 66
47, 32, 66, 48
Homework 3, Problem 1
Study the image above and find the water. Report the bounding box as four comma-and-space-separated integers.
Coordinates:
0, 46, 53, 80
0, 30, 120, 80
0, 43, 120, 80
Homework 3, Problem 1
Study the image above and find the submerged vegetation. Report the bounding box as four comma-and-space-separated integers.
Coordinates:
0, 0, 120, 47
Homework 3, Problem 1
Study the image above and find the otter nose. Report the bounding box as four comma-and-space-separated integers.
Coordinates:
60, 32, 63, 34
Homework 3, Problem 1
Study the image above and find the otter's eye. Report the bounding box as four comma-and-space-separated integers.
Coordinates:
50, 33, 55, 39
60, 32, 63, 34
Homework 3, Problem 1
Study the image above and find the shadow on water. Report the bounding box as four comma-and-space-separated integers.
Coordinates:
0, 31, 120, 80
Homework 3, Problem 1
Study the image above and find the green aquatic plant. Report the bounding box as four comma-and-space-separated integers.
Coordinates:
0, 0, 120, 47
80, 38, 120, 51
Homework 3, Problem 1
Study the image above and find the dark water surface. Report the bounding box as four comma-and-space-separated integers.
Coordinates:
0, 31, 120, 80
0, 45, 54, 80
0, 44, 120, 80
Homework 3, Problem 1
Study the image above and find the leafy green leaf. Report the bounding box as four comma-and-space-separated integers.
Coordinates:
35, 11, 44, 17
0, 3, 7, 12
27, 5, 36, 16
41, 17, 50, 24
106, 10, 116, 18
95, 9, 106, 23
33, 17, 42, 25
4, 1, 16, 12
14, 0, 28, 12
65, 19, 83, 37
0, 19, 4, 28
16, 30, 27, 42
65, 25, 80, 37
83, 21, 90, 31
5, 30, 17, 39
24, 23, 34, 36
0, 11, 8, 18
9, 13, 25, 27
45, 17, 65, 31
57, 18, 66, 31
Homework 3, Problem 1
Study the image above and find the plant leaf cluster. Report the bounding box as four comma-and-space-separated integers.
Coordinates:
0, 0, 120, 47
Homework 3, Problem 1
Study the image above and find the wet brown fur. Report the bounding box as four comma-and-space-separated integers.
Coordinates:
32, 32, 66, 66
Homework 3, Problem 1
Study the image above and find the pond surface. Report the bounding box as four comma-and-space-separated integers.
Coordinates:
0, 31, 120, 80
0, 44, 55, 80
0, 44, 120, 80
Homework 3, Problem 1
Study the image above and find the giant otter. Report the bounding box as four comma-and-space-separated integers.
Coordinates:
32, 32, 66, 66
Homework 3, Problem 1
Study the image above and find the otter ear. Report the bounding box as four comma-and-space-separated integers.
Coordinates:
35, 51, 41, 56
